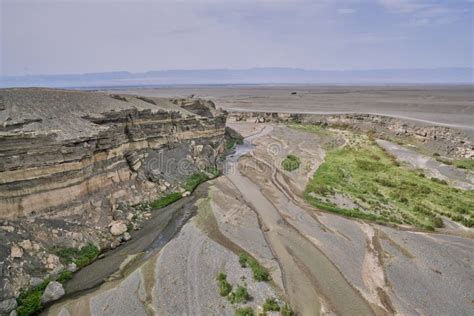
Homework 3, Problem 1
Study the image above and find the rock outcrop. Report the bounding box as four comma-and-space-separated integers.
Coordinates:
0, 88, 227, 301
0, 88, 226, 220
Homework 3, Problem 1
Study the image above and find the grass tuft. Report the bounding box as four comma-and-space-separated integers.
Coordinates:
150, 192, 182, 209
239, 253, 270, 282
282, 155, 301, 171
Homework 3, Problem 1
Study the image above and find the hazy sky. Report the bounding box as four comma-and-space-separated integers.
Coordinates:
1, 0, 473, 76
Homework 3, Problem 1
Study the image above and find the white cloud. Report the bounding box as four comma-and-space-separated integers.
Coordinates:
376, 0, 469, 26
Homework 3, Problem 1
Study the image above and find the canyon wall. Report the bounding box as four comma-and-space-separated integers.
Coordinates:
0, 89, 227, 221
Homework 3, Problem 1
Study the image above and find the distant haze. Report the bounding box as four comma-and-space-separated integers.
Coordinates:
0, 68, 472, 88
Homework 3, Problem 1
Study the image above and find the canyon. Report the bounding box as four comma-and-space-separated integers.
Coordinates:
0, 87, 473, 316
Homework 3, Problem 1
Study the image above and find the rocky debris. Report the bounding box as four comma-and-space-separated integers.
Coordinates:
0, 298, 17, 314
110, 239, 122, 249
45, 254, 61, 270
10, 245, 23, 259
67, 263, 78, 273
18, 240, 32, 251
0, 226, 14, 232
122, 232, 132, 242
109, 221, 127, 236
41, 281, 65, 304
30, 277, 44, 287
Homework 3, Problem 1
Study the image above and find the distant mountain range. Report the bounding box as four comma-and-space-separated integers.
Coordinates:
1, 67, 472, 88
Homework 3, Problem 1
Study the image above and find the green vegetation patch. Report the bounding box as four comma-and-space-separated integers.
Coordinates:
150, 192, 182, 209
235, 307, 255, 316
184, 172, 210, 192
217, 272, 233, 297
452, 159, 474, 171
263, 298, 280, 312
282, 155, 301, 172
239, 253, 270, 282
434, 156, 474, 171
56, 270, 73, 283
305, 136, 474, 229
16, 279, 49, 316
228, 285, 250, 304
55, 243, 99, 268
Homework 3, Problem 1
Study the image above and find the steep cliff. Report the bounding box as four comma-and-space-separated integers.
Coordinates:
0, 88, 226, 220
0, 88, 227, 302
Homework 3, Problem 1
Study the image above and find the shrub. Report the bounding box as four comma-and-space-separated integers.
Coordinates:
235, 307, 254, 316
56, 243, 99, 268
216, 272, 232, 296
229, 285, 249, 304
238, 253, 270, 282
150, 192, 182, 209
263, 298, 280, 312
281, 304, 295, 316
282, 155, 301, 171
16, 279, 49, 316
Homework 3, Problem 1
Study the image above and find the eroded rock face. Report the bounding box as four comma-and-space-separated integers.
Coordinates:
0, 88, 227, 300
0, 88, 226, 220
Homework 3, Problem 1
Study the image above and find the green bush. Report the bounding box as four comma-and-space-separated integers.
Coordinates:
282, 155, 301, 171
56, 243, 99, 268
229, 285, 250, 304
150, 192, 182, 209
263, 298, 280, 312
281, 304, 295, 316
16, 279, 49, 316
238, 253, 270, 282
216, 272, 232, 296
235, 307, 254, 316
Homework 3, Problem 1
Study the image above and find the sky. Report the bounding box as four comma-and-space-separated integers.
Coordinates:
1, 0, 473, 76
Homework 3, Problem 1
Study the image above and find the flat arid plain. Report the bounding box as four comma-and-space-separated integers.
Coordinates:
108, 85, 474, 135
0, 86, 473, 316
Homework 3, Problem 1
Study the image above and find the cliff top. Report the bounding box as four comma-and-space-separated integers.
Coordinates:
0, 88, 219, 141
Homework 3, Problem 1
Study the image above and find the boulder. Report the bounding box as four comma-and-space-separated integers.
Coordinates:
19, 240, 32, 251
10, 245, 23, 259
110, 239, 121, 249
0, 298, 17, 314
122, 232, 131, 241
41, 281, 65, 304
67, 263, 78, 273
46, 254, 61, 270
109, 221, 127, 236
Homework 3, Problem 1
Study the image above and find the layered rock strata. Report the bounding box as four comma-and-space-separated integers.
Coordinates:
0, 88, 226, 220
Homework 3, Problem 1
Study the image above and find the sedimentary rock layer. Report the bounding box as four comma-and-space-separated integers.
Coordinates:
0, 88, 226, 219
